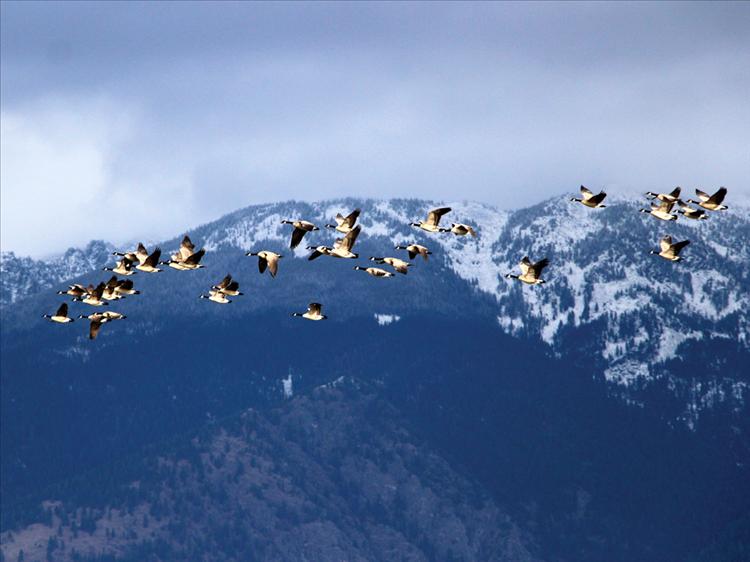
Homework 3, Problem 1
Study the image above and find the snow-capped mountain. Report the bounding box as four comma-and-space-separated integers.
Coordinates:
2, 196, 748, 422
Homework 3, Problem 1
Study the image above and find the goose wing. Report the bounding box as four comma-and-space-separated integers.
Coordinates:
426, 207, 451, 227
91, 282, 106, 299
308, 303, 322, 316
258, 255, 268, 274
144, 247, 161, 267
136, 243, 149, 264
89, 319, 103, 340
105, 276, 119, 290
530, 258, 550, 278
184, 248, 205, 265
341, 225, 361, 251
707, 187, 727, 204
660, 236, 673, 252
580, 185, 594, 199
695, 189, 711, 202
672, 239, 690, 254
587, 191, 607, 205
215, 274, 232, 290
179, 235, 195, 260
669, 187, 681, 198
120, 257, 133, 271
225, 280, 240, 292
290, 227, 306, 249
343, 208, 361, 227
118, 279, 134, 291
519, 256, 532, 276
55, 303, 68, 317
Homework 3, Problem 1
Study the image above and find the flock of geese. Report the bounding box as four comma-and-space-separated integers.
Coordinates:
44, 186, 729, 338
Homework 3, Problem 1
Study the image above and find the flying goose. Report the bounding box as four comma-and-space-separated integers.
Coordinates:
449, 223, 477, 237
199, 290, 232, 304
135, 248, 163, 273
103, 257, 136, 276
326, 208, 361, 234
687, 187, 728, 211
114, 279, 140, 296
43, 303, 74, 323
102, 276, 126, 301
411, 207, 451, 232
394, 244, 431, 261
113, 243, 150, 266
292, 302, 327, 320
505, 256, 550, 285
354, 266, 394, 278
77, 282, 108, 306
77, 312, 123, 340
281, 220, 319, 249
676, 200, 708, 220
170, 235, 196, 262
329, 225, 361, 258
212, 274, 243, 296
369, 256, 411, 274
571, 185, 607, 208
651, 236, 690, 262
57, 284, 88, 298
306, 245, 332, 261
246, 251, 283, 277
645, 186, 681, 203
162, 248, 206, 270
639, 200, 677, 221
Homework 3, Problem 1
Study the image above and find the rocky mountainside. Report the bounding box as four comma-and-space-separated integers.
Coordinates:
0, 379, 537, 562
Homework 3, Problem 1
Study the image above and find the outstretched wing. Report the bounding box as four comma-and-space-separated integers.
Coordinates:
179, 235, 195, 260
91, 282, 106, 299
184, 248, 205, 265
519, 256, 532, 276
258, 256, 268, 274
89, 320, 103, 340
707, 187, 727, 205
55, 303, 68, 317
341, 225, 361, 251
290, 227, 306, 249
427, 207, 451, 227
308, 303, 322, 316
672, 239, 690, 253
669, 186, 681, 198
344, 208, 361, 226
136, 243, 149, 263
144, 247, 161, 267
660, 236, 673, 252
118, 279, 134, 291
588, 192, 607, 205
580, 185, 594, 199
695, 189, 711, 202
215, 274, 232, 289
531, 258, 550, 278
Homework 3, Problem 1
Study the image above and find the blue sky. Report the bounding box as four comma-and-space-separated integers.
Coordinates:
1, 1, 748, 256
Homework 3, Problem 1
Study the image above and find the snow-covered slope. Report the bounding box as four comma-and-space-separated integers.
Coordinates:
2, 196, 748, 423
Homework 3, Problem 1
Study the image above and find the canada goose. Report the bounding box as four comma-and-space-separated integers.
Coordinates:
650, 236, 690, 262
199, 291, 231, 304
212, 274, 243, 296
306, 245, 332, 261
687, 187, 728, 211
57, 284, 88, 298
114, 279, 140, 296
411, 207, 451, 232
78, 282, 109, 306
77, 312, 115, 340
162, 248, 206, 270
676, 200, 708, 220
325, 208, 361, 233
43, 303, 74, 323
646, 186, 681, 203
394, 244, 432, 261
292, 302, 327, 320
246, 251, 283, 277
505, 256, 549, 285
571, 185, 607, 208
369, 256, 411, 274
103, 257, 136, 276
639, 200, 677, 221
170, 235, 196, 262
329, 225, 361, 258
281, 220, 319, 249
449, 223, 477, 237
354, 266, 394, 278
102, 276, 126, 301
135, 248, 163, 273
113, 243, 149, 265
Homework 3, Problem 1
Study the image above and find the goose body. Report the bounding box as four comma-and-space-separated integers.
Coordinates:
450, 223, 477, 237
571, 185, 607, 208
199, 291, 231, 304
246, 251, 282, 277
394, 244, 431, 261
370, 256, 410, 274
306, 245, 332, 261
103, 257, 136, 276
326, 208, 361, 233
645, 187, 681, 203
687, 187, 728, 211
354, 266, 394, 278
57, 284, 88, 298
292, 302, 327, 320
506, 256, 549, 285
113, 243, 149, 265
651, 236, 690, 262
412, 207, 451, 232
163, 248, 206, 270
135, 248, 163, 273
79, 283, 109, 306
43, 303, 74, 323
676, 200, 708, 220
282, 220, 319, 249
639, 200, 677, 221
329, 225, 361, 259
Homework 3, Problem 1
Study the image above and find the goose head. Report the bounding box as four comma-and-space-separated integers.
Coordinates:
505, 273, 518, 279
410, 222, 421, 227
246, 251, 257, 256
638, 209, 649, 214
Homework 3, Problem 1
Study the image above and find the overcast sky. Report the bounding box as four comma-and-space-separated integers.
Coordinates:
2, 1, 748, 256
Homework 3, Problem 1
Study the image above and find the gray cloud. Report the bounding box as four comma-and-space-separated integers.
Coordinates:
2, 1, 748, 256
